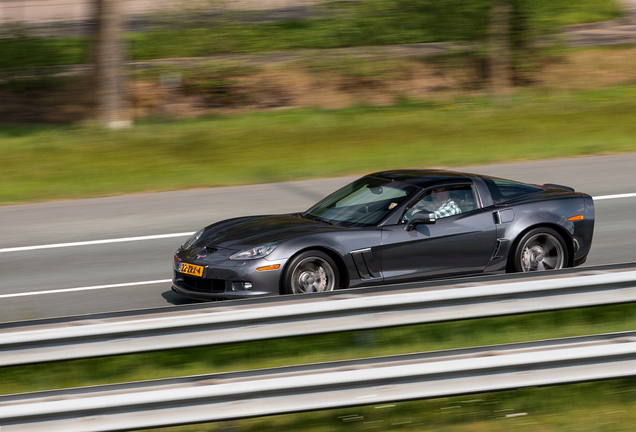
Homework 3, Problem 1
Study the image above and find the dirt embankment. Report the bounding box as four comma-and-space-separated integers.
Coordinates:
2, 43, 636, 124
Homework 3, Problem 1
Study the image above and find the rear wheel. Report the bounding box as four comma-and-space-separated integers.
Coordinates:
511, 228, 568, 272
283, 251, 339, 294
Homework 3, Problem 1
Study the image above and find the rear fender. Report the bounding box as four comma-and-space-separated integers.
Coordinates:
485, 195, 591, 271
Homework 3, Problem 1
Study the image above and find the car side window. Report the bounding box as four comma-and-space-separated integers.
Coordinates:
484, 178, 544, 204
401, 184, 478, 222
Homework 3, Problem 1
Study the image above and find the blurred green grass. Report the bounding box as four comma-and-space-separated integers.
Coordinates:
127, 0, 623, 59
1, 89, 635, 204
151, 379, 635, 432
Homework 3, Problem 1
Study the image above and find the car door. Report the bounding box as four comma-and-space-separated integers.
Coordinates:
380, 184, 498, 283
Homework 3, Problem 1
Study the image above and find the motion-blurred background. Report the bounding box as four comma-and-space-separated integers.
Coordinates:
1, 0, 635, 204
1, 2, 636, 431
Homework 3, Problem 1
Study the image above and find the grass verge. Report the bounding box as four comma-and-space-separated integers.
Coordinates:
147, 379, 636, 432
149, 379, 636, 431
1, 88, 636, 205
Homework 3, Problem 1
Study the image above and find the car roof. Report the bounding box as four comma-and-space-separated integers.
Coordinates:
366, 169, 476, 188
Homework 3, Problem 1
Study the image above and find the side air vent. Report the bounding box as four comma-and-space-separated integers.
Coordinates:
350, 248, 381, 279
492, 240, 501, 259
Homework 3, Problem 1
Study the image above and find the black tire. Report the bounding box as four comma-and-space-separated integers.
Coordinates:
282, 250, 340, 294
510, 227, 569, 273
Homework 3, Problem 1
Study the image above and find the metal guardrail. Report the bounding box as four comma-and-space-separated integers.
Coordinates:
2, 264, 636, 367
2, 331, 636, 431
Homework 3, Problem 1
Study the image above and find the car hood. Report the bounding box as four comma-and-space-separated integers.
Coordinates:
196, 214, 345, 250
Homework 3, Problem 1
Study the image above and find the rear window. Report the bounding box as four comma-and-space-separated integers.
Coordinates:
484, 178, 544, 204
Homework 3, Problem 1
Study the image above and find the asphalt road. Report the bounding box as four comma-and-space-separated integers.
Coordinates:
1, 154, 635, 323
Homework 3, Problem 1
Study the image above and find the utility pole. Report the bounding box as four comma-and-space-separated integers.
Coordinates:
489, 0, 512, 102
93, 0, 131, 128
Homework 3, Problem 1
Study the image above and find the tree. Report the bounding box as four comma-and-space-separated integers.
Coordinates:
489, 0, 513, 101
92, 0, 131, 128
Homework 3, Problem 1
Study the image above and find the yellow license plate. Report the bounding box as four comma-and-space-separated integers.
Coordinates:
179, 262, 204, 277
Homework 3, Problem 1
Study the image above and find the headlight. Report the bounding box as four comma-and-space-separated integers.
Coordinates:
230, 243, 278, 260
182, 228, 204, 250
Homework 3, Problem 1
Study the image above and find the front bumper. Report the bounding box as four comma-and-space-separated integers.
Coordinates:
172, 278, 273, 301
171, 254, 284, 301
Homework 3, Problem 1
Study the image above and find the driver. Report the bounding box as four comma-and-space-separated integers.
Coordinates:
430, 187, 461, 219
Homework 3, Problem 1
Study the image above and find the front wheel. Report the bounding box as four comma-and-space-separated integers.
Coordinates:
282, 251, 339, 294
511, 228, 568, 272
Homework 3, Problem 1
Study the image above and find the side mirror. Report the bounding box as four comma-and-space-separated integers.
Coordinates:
404, 211, 436, 231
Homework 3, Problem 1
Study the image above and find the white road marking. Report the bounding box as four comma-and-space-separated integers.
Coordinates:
593, 192, 636, 201
0, 280, 172, 299
0, 192, 633, 255
0, 232, 194, 254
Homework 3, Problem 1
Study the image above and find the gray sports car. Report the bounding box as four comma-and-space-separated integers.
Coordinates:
172, 170, 594, 301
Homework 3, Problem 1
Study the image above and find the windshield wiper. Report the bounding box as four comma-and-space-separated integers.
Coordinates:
303, 214, 334, 225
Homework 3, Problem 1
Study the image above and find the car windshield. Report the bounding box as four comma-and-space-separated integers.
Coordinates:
302, 177, 418, 226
